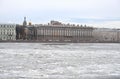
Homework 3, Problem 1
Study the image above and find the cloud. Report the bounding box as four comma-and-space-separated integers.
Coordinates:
89, 21, 120, 28
0, 0, 120, 28
69, 17, 120, 23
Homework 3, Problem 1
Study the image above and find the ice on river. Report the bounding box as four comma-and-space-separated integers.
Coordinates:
0, 43, 120, 79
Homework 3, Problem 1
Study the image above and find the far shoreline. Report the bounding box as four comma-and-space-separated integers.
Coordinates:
0, 40, 120, 43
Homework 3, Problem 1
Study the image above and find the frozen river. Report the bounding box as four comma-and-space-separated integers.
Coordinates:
0, 43, 120, 79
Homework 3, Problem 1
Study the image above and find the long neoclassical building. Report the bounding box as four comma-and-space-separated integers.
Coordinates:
25, 21, 94, 42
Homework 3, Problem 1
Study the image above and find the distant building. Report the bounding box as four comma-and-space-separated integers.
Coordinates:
27, 25, 37, 40
26, 21, 94, 42
116, 29, 120, 42
16, 24, 25, 39
93, 28, 120, 42
0, 24, 16, 40
15, 17, 120, 43
16, 17, 28, 40
50, 20, 62, 25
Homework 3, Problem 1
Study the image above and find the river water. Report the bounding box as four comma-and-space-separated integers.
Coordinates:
0, 43, 120, 79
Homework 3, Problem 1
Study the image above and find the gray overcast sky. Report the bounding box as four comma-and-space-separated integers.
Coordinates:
0, 0, 120, 28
